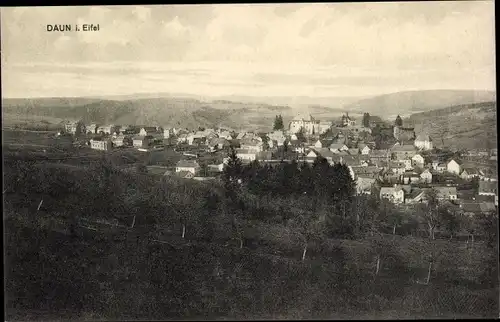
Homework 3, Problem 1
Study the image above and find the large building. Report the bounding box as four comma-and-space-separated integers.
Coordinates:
89, 138, 112, 151
414, 134, 433, 151
341, 113, 356, 127
65, 120, 85, 135
393, 126, 416, 143
289, 114, 320, 135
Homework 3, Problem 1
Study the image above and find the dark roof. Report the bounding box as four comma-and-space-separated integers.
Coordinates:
176, 160, 200, 168
479, 181, 497, 193
392, 145, 417, 152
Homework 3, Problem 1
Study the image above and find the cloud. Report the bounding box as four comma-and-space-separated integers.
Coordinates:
1, 3, 495, 98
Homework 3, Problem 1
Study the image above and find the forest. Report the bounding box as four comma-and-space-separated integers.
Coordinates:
3, 148, 499, 320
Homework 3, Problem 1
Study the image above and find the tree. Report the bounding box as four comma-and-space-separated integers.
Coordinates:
438, 205, 462, 240
476, 211, 498, 248
296, 127, 306, 143
362, 113, 371, 128
386, 210, 404, 236
288, 209, 325, 261
395, 115, 403, 127
418, 188, 442, 240
282, 140, 289, 160
223, 147, 243, 187
461, 214, 479, 249
273, 115, 284, 131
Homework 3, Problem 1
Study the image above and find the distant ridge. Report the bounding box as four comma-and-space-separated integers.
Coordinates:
2, 89, 496, 132
345, 89, 496, 118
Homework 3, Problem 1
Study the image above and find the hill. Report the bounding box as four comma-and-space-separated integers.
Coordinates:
2, 97, 294, 131
407, 101, 497, 150
345, 90, 496, 119
2, 97, 354, 132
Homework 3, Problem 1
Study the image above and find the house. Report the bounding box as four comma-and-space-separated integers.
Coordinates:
208, 163, 225, 173
402, 171, 421, 184
431, 159, 440, 170
380, 185, 405, 204
393, 126, 416, 142
359, 144, 371, 155
341, 155, 362, 167
478, 181, 497, 196
139, 127, 158, 137
356, 177, 375, 195
433, 186, 458, 200
314, 139, 332, 149
400, 159, 413, 170
414, 134, 433, 151
133, 136, 150, 148
405, 188, 426, 204
420, 169, 433, 184
240, 138, 264, 152
89, 138, 112, 151
112, 134, 128, 147
289, 140, 305, 154
370, 149, 389, 162
314, 148, 336, 164
218, 130, 233, 140
460, 168, 480, 180
163, 128, 172, 139
351, 166, 381, 180
289, 114, 321, 135
447, 159, 461, 175
236, 149, 257, 162
348, 148, 359, 155
235, 132, 247, 140
177, 171, 195, 179
460, 201, 496, 216
85, 123, 98, 134
175, 160, 200, 175
204, 130, 218, 141
65, 120, 85, 135
391, 144, 418, 160
329, 143, 349, 153
436, 163, 447, 172
305, 149, 319, 162
412, 154, 425, 167
208, 138, 230, 151
268, 130, 287, 146
97, 124, 116, 135
389, 161, 407, 175
191, 137, 207, 146
177, 133, 189, 144
481, 170, 498, 182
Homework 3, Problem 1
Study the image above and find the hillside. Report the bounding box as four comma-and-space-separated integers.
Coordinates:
407, 101, 497, 150
2, 97, 294, 131
3, 96, 359, 132
346, 90, 496, 119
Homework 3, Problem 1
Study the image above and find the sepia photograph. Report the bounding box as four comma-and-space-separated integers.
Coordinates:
1, 2, 498, 320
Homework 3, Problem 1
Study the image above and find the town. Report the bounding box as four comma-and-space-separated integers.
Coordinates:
3, 3, 497, 321
60, 112, 498, 214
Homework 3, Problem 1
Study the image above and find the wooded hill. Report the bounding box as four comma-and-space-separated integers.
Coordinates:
407, 101, 497, 150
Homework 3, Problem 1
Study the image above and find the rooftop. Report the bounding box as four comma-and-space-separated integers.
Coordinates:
415, 134, 432, 142
176, 160, 200, 168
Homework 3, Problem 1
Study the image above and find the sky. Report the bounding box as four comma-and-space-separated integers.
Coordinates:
1, 2, 496, 99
